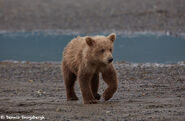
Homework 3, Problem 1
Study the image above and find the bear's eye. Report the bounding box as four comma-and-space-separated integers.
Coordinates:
101, 49, 105, 53
110, 49, 112, 52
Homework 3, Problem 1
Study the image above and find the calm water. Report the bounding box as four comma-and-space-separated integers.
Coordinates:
0, 32, 185, 63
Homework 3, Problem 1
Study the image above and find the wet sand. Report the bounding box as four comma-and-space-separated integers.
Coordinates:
0, 61, 184, 120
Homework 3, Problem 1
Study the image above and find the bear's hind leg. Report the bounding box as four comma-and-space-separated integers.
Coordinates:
62, 62, 78, 101
91, 73, 101, 100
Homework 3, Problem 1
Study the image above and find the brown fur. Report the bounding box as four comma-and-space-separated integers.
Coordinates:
61, 33, 118, 104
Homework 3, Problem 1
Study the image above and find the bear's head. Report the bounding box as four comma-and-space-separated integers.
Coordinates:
85, 33, 116, 65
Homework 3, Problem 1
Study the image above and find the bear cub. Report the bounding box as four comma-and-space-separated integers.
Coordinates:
61, 33, 118, 104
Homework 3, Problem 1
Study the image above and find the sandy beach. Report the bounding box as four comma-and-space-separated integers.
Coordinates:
0, 61, 185, 120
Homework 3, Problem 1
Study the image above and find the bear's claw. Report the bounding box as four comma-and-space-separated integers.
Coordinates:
94, 93, 101, 100
67, 97, 79, 101
103, 92, 112, 101
84, 99, 98, 104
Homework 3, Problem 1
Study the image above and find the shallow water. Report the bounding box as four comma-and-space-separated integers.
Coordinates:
0, 32, 185, 63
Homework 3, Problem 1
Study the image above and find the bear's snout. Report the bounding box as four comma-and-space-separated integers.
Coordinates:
108, 57, 113, 63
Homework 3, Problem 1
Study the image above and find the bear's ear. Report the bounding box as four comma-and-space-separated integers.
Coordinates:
86, 37, 95, 46
107, 33, 116, 42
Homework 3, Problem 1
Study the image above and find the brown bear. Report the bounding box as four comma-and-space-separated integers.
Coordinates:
61, 33, 118, 104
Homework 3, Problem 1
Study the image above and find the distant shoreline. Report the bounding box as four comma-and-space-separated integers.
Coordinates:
0, 30, 185, 37
0, 0, 184, 34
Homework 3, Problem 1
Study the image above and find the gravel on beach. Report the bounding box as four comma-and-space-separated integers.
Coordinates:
0, 61, 185, 120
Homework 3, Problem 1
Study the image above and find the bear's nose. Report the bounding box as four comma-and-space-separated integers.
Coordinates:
108, 57, 113, 63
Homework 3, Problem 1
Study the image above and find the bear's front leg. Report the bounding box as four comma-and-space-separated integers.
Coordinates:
91, 73, 101, 100
78, 67, 97, 104
102, 64, 118, 101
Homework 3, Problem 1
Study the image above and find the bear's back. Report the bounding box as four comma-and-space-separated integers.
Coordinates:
63, 36, 86, 56
62, 36, 86, 74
